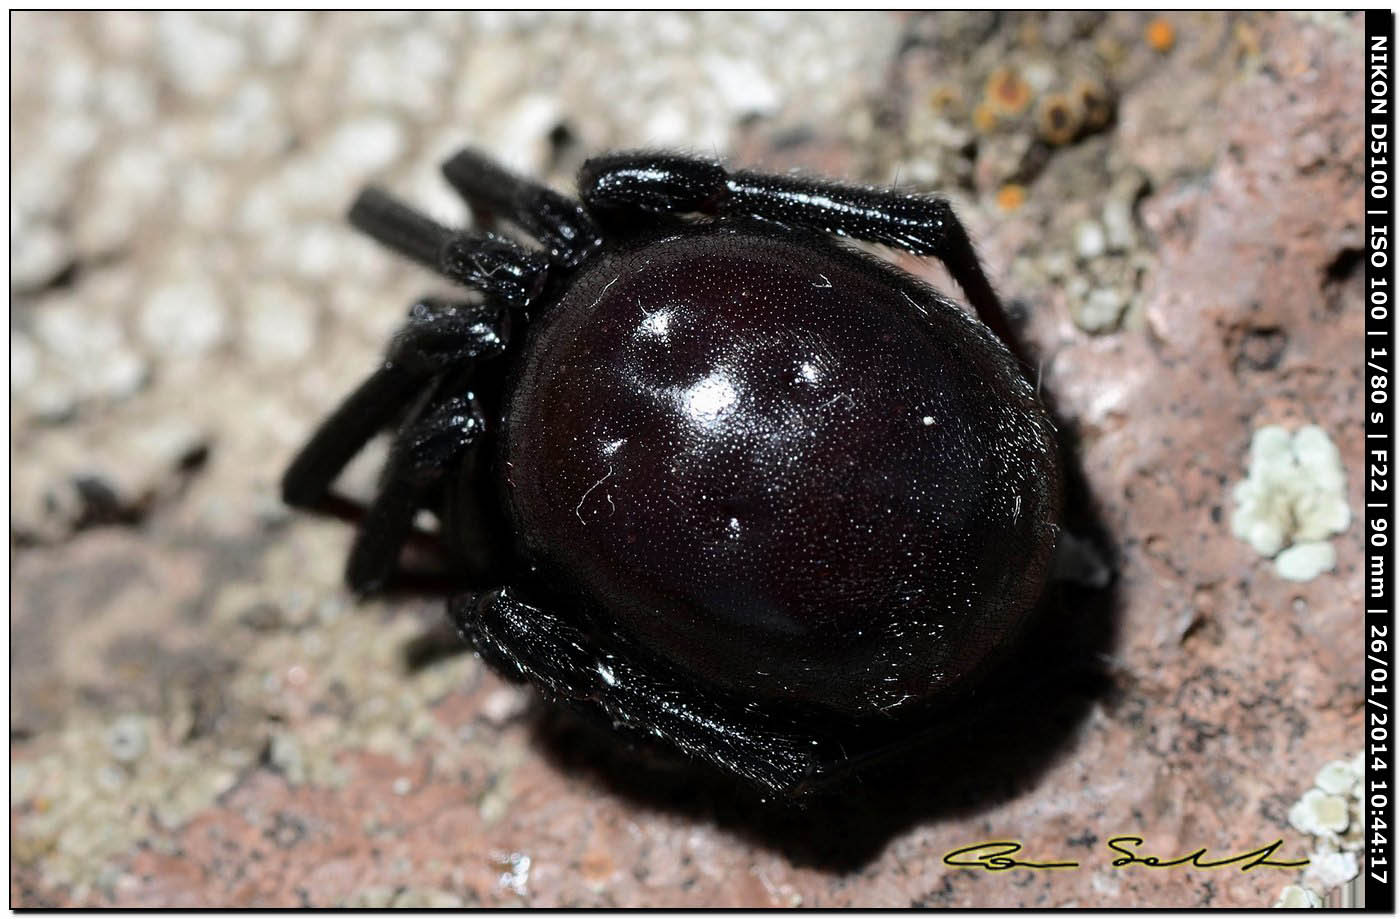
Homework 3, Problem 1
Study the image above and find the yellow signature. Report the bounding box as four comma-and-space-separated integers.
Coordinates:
943, 837, 1309, 873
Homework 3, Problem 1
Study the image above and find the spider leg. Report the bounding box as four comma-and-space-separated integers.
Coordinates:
441, 149, 603, 269
348, 187, 549, 308
281, 362, 425, 511
346, 389, 487, 594
281, 298, 506, 511
451, 586, 844, 797
577, 152, 1028, 368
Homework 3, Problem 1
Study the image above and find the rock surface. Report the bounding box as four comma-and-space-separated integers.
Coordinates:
11, 11, 1365, 908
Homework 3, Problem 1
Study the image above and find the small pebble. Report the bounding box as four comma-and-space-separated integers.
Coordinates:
1102, 171, 1148, 253
47, 54, 95, 109
481, 687, 530, 726
96, 66, 157, 128
106, 715, 149, 763
96, 765, 126, 792
492, 94, 564, 173
1074, 288, 1127, 333
644, 107, 691, 147
140, 277, 229, 357
1074, 220, 1107, 260
71, 346, 151, 403
157, 12, 248, 99
12, 161, 72, 224
133, 420, 211, 470
326, 116, 407, 176
207, 81, 286, 161
1038, 252, 1073, 280
26, 381, 79, 425
11, 333, 39, 391
702, 53, 781, 117
252, 12, 310, 66
34, 305, 123, 361
293, 223, 344, 280
1102, 199, 1137, 253
47, 112, 103, 166
480, 785, 511, 824
175, 165, 233, 233
243, 282, 317, 364
11, 224, 73, 292
392, 776, 413, 795
266, 731, 305, 784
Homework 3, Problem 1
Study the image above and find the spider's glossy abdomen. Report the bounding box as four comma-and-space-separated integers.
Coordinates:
499, 226, 1061, 717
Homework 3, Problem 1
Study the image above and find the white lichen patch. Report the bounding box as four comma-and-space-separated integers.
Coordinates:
1275, 542, 1337, 583
1315, 758, 1361, 797
1304, 849, 1358, 892
1288, 787, 1350, 837
1273, 884, 1321, 908
1274, 751, 1363, 908
1230, 424, 1350, 580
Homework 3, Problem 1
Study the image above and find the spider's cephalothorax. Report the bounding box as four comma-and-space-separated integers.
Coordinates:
283, 150, 1062, 796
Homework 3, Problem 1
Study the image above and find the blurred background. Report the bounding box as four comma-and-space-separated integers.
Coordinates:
11, 11, 1366, 907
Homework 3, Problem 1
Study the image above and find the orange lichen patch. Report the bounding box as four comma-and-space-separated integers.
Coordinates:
1074, 79, 1114, 130
984, 67, 1032, 116
1146, 18, 1176, 53
995, 184, 1026, 212
578, 849, 616, 884
1037, 93, 1081, 145
972, 101, 999, 134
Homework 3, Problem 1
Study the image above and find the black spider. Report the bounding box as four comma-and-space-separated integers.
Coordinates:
282, 149, 1062, 798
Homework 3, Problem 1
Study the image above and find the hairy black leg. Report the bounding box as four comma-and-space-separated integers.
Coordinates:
348, 187, 549, 308
384, 298, 509, 376
577, 152, 1028, 367
346, 390, 487, 593
281, 298, 506, 512
451, 586, 845, 797
441, 149, 603, 269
